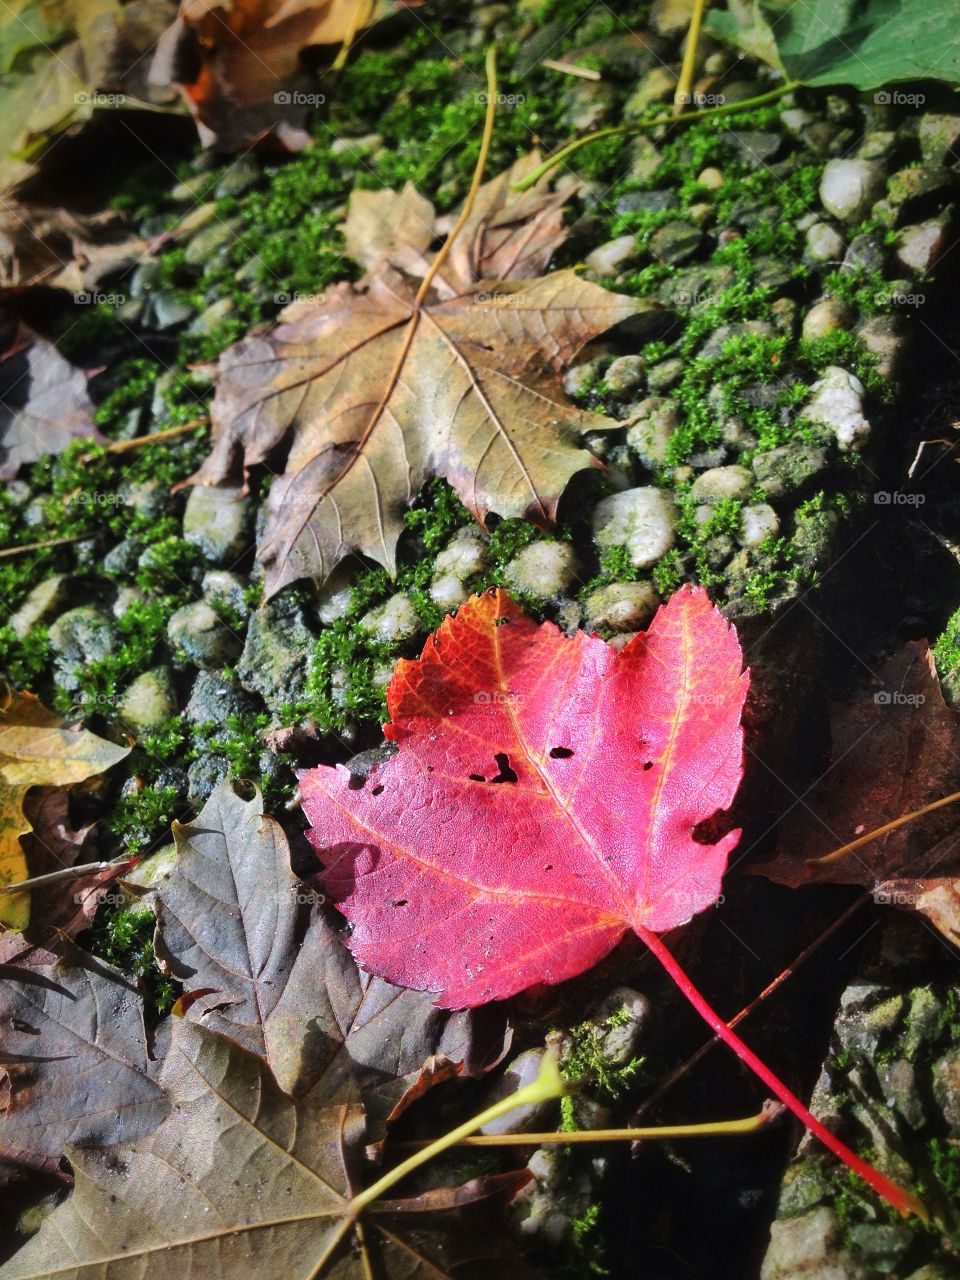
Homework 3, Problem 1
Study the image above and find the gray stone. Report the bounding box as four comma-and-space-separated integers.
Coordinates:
562, 80, 616, 132
753, 444, 829, 499
879, 1059, 927, 1129
187, 297, 236, 336
583, 235, 640, 277
187, 754, 231, 806
820, 158, 887, 223
896, 216, 953, 273
624, 66, 677, 117
806, 222, 845, 261
700, 320, 774, 359
10, 575, 69, 639
167, 601, 244, 669
123, 479, 170, 519
689, 465, 754, 503
118, 669, 177, 734
588, 987, 652, 1066
183, 484, 253, 566
201, 570, 252, 618
905, 1266, 960, 1280
129, 258, 161, 298
801, 298, 856, 341
615, 189, 678, 215
770, 297, 798, 334
112, 586, 145, 618
237, 591, 315, 706
151, 292, 194, 330
592, 487, 678, 570
171, 173, 211, 202
583, 581, 659, 633
697, 166, 724, 190
918, 113, 960, 164
103, 538, 144, 577
740, 503, 779, 546
428, 573, 470, 612
646, 357, 684, 392
604, 355, 646, 396
48, 606, 118, 690
433, 528, 490, 581
858, 130, 898, 162
185, 670, 260, 730
174, 203, 217, 236
934, 1047, 960, 1131
805, 367, 870, 452
752, 256, 795, 291
505, 542, 580, 599
479, 1050, 557, 1136
650, 0, 692, 36
857, 315, 907, 381
330, 133, 383, 155
761, 1206, 866, 1280
626, 397, 678, 466
846, 1223, 912, 1269
183, 217, 243, 267
648, 221, 703, 266
720, 130, 783, 167
842, 233, 885, 273
214, 155, 261, 198
887, 164, 960, 213
360, 593, 421, 645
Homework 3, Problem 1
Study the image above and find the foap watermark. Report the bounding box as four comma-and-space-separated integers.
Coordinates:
74, 290, 126, 306
874, 489, 925, 506
74, 889, 126, 906
274, 291, 326, 306
290, 886, 327, 905
475, 91, 525, 107
274, 90, 326, 106
474, 290, 521, 305
874, 690, 925, 707
75, 90, 126, 107
671, 291, 722, 307
67, 491, 123, 506
874, 90, 925, 107
473, 690, 524, 706
676, 90, 725, 107
874, 887, 921, 906
874, 290, 925, 308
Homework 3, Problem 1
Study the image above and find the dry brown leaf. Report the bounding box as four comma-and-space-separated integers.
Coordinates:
149, 0, 395, 151
191, 166, 659, 597
752, 641, 960, 943
0, 325, 101, 481
0, 1016, 537, 1280
0, 685, 129, 928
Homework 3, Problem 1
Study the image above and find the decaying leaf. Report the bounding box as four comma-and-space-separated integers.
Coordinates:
0, 326, 100, 483
753, 643, 960, 882
301, 586, 748, 1008
0, 203, 148, 295
149, 0, 397, 151
0, 686, 130, 928
192, 163, 658, 598
0, 939, 168, 1162
0, 1016, 535, 1280
0, 0, 177, 193
146, 778, 509, 1097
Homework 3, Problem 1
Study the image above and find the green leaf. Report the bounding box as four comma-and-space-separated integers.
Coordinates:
760, 0, 960, 88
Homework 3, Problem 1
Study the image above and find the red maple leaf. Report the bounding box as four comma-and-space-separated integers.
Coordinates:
300, 586, 922, 1218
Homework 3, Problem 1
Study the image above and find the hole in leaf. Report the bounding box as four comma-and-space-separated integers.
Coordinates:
469, 773, 485, 782
549, 746, 574, 758
347, 773, 365, 790
371, 784, 384, 796
392, 899, 408, 908
490, 752, 518, 784
642, 761, 654, 771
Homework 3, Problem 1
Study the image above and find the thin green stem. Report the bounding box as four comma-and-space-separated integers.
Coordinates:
674, 0, 709, 115
346, 1050, 565, 1217
513, 81, 799, 191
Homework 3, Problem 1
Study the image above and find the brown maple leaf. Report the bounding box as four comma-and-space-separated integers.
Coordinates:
191, 158, 661, 597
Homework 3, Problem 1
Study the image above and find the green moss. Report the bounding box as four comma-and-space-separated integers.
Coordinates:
82, 903, 178, 1016
107, 784, 181, 856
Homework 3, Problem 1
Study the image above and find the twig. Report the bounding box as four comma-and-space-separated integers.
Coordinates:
512, 81, 799, 191
674, 0, 709, 115
0, 534, 87, 560
87, 418, 208, 460
0, 858, 139, 895
541, 58, 601, 81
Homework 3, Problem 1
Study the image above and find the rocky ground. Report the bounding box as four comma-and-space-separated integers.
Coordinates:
4, 0, 960, 1275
